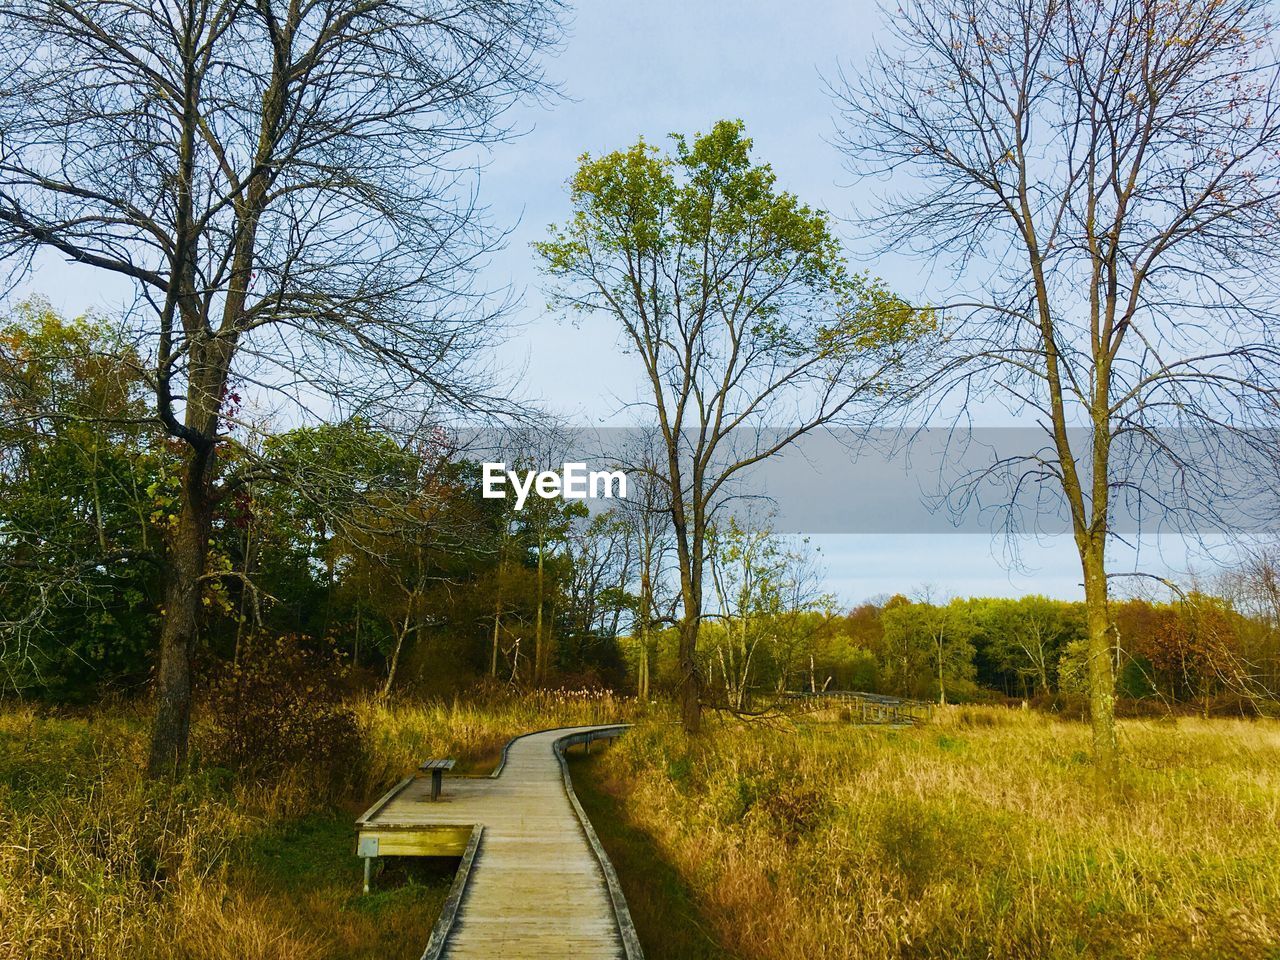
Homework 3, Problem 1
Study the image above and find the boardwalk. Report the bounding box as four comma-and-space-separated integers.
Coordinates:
356, 725, 641, 960
782, 690, 934, 724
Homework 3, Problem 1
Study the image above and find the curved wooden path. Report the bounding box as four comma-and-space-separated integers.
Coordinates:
356, 724, 642, 960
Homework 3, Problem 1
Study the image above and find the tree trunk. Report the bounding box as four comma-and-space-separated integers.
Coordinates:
674, 510, 705, 732
637, 630, 650, 700
938, 648, 947, 706
637, 571, 651, 700
381, 612, 412, 700
232, 485, 258, 667
146, 449, 212, 778
738, 631, 758, 712
490, 560, 503, 678
534, 532, 545, 685
678, 614, 701, 732
322, 518, 335, 636
490, 607, 502, 678
1082, 547, 1118, 768
934, 627, 948, 705
144, 47, 281, 777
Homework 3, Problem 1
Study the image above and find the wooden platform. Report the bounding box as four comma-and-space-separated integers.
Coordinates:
356, 724, 642, 960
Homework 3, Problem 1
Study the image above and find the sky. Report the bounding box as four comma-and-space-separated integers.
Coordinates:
457, 0, 1222, 604
12, 0, 1228, 606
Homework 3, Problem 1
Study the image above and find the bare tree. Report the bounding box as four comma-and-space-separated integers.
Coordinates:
832, 0, 1280, 766
561, 509, 634, 673
537, 120, 925, 731
1234, 550, 1280, 698
0, 0, 565, 775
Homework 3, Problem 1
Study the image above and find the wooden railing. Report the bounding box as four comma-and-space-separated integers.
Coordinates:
782, 690, 934, 724
552, 725, 643, 960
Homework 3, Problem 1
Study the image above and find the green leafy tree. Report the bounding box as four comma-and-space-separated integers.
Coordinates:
518, 486, 584, 685
336, 457, 494, 698
815, 602, 886, 692
971, 596, 1081, 698
706, 518, 832, 710
225, 420, 419, 658
0, 302, 164, 695
536, 120, 927, 730
880, 596, 976, 702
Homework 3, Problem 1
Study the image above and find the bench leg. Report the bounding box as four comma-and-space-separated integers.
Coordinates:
431, 769, 442, 801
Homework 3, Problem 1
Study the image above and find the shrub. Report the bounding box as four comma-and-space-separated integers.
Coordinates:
204, 634, 363, 797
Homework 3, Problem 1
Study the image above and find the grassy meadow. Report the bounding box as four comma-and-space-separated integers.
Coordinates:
0, 690, 639, 960
5, 694, 1279, 960
575, 707, 1280, 960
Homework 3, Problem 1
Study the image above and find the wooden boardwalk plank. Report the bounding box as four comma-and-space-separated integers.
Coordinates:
360, 725, 640, 960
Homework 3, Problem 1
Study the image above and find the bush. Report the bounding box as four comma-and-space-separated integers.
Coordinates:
204, 634, 364, 796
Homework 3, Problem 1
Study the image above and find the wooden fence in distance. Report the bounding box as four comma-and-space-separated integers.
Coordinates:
782, 690, 934, 725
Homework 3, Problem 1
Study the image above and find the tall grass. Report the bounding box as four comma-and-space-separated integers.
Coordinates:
0, 689, 644, 960
354, 686, 647, 785
0, 704, 257, 959
586, 706, 1280, 960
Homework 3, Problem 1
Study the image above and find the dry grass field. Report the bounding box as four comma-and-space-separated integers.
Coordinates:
576, 707, 1280, 960
0, 691, 637, 960
6, 696, 1276, 959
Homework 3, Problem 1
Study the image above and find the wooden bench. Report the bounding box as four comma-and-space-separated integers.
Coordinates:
418, 759, 455, 801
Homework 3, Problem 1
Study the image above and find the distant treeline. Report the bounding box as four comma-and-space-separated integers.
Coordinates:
3, 303, 1279, 717
738, 592, 1280, 715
